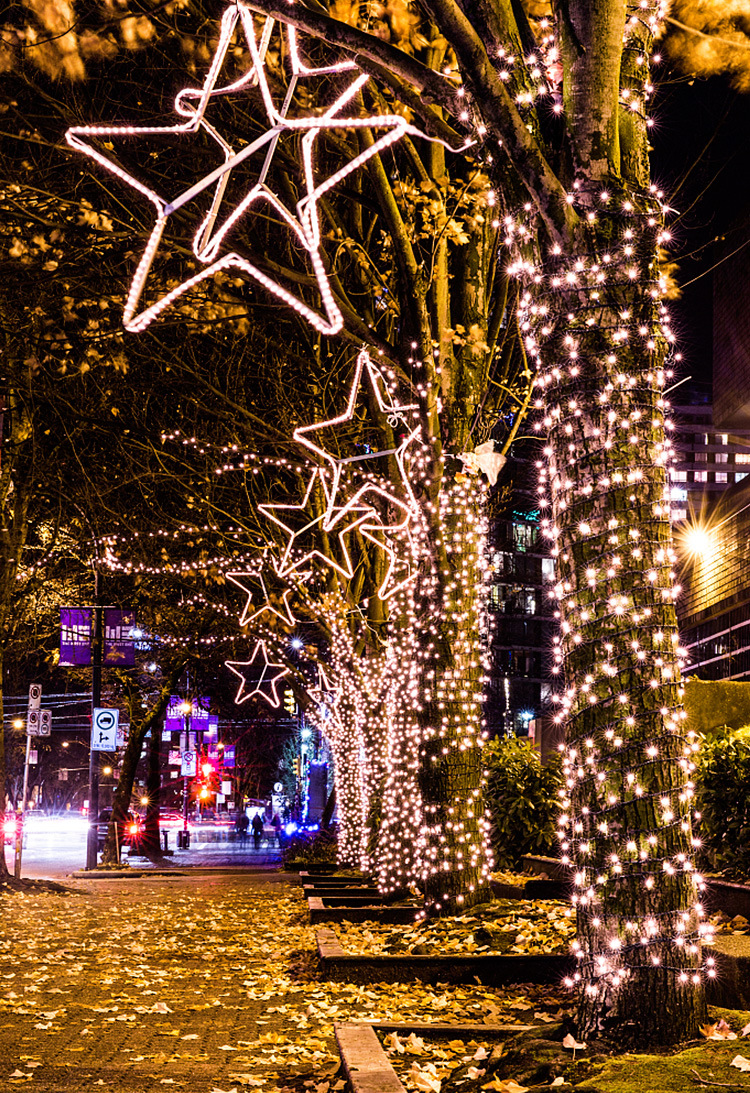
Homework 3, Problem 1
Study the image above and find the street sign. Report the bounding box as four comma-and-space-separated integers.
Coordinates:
28, 684, 42, 710
273, 781, 283, 793
180, 750, 197, 777
38, 710, 52, 737
168, 749, 182, 766
92, 708, 119, 751
28, 750, 38, 765
26, 710, 40, 737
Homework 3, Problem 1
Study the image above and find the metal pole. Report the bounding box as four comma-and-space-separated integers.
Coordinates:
86, 573, 103, 870
13, 733, 32, 879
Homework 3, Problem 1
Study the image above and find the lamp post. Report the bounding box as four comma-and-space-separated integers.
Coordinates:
180, 700, 191, 848
85, 572, 104, 870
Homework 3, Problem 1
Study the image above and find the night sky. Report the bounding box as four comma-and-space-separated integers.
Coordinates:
652, 66, 750, 388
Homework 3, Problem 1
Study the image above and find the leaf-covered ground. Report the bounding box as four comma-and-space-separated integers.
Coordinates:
0, 873, 571, 1093
336, 900, 575, 956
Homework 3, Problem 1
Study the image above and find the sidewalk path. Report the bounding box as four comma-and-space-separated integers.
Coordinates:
0, 873, 558, 1093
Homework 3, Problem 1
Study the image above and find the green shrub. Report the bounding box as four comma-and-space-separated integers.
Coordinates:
280, 826, 337, 868
696, 731, 750, 877
484, 737, 563, 869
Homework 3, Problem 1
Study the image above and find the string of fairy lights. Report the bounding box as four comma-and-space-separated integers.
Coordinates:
515, 197, 711, 999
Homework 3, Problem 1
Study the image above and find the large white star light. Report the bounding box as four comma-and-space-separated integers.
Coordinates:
226, 640, 289, 707
65, 4, 467, 335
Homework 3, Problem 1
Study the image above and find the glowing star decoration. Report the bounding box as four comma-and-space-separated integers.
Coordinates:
226, 640, 289, 707
226, 569, 297, 628
64, 3, 468, 335
358, 521, 417, 600
308, 663, 341, 717
294, 348, 421, 527
258, 469, 372, 580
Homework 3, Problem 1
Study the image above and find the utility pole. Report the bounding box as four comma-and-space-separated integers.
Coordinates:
85, 571, 103, 870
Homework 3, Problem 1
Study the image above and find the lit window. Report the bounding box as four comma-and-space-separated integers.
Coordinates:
737, 473, 748, 482
671, 509, 687, 522
671, 470, 687, 482
541, 557, 555, 581
695, 452, 707, 462
694, 471, 707, 482
716, 472, 728, 483
715, 452, 728, 463
670, 487, 687, 502
719, 433, 729, 444
736, 453, 750, 465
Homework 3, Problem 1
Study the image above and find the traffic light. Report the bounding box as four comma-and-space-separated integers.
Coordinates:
293, 757, 301, 778
284, 689, 295, 716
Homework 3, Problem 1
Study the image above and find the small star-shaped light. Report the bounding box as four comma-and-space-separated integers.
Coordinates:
226, 640, 289, 707
226, 568, 297, 628
294, 348, 421, 527
358, 521, 418, 600
308, 664, 341, 725
259, 469, 371, 579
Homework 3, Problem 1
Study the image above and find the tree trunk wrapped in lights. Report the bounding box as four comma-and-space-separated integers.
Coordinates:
519, 195, 710, 1039
419, 478, 494, 910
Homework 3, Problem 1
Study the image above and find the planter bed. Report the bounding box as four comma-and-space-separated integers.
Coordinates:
317, 926, 575, 985
299, 870, 371, 887
303, 885, 383, 905
335, 1022, 532, 1093
520, 856, 750, 921
705, 878, 750, 919
308, 896, 419, 924
304, 887, 383, 901
337, 1010, 750, 1093
704, 934, 750, 1009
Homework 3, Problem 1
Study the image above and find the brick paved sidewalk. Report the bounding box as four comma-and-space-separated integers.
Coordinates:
0, 873, 555, 1093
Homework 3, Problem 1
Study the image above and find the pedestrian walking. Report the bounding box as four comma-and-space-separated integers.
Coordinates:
251, 812, 264, 850
271, 813, 282, 847
235, 811, 249, 846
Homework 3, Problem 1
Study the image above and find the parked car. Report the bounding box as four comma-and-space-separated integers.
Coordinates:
96, 809, 143, 852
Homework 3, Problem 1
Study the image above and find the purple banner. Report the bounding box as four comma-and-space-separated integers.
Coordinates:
165, 696, 184, 734
205, 715, 219, 742
207, 744, 221, 763
103, 609, 136, 666
166, 697, 213, 734
190, 697, 211, 721
222, 745, 236, 769
60, 608, 92, 666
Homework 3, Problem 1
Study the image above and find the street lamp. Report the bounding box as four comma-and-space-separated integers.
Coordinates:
679, 522, 713, 561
